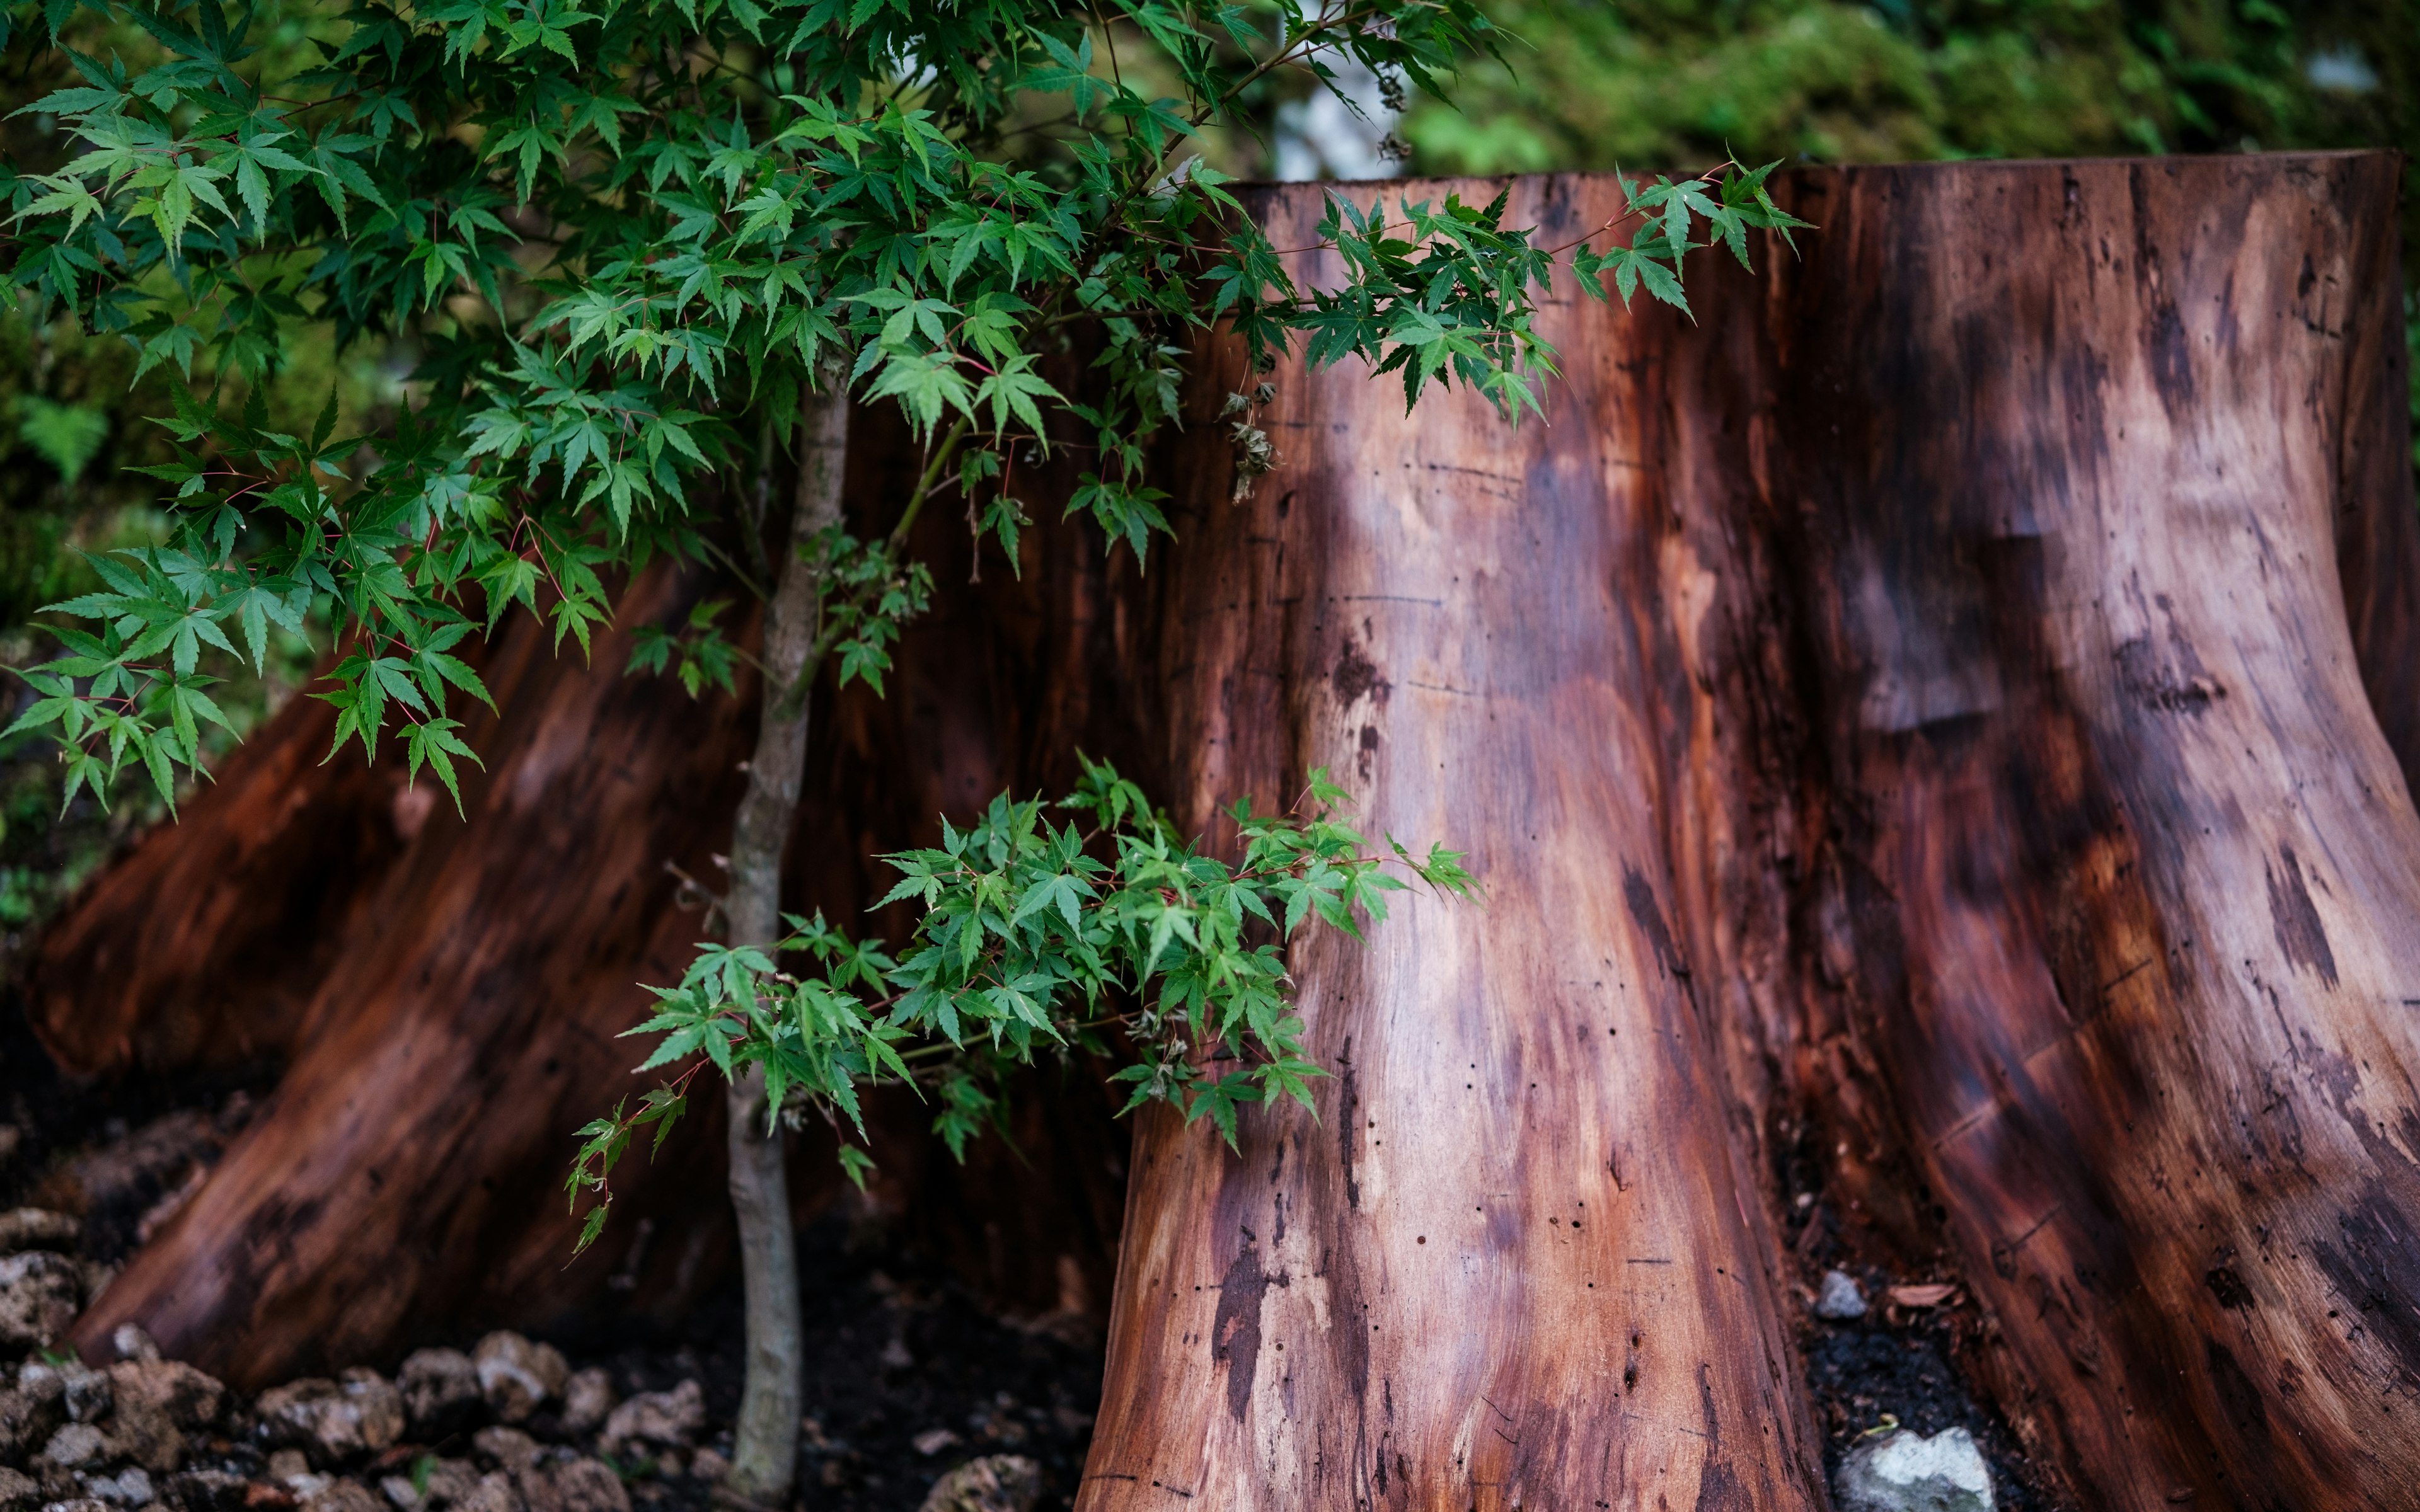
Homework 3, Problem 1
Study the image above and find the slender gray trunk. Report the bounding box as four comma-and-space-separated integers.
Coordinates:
722, 375, 848, 1508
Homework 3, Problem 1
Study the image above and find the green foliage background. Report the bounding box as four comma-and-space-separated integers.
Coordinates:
1406, 2, 2417, 180
0, 0, 2412, 949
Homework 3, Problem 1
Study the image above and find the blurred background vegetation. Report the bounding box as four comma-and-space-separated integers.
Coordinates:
0, 0, 2412, 953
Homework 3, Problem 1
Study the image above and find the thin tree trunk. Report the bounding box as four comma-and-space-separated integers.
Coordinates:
721, 377, 848, 1509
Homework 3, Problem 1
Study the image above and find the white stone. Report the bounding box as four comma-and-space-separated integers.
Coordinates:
1814, 1269, 1868, 1320
1835, 1426, 1994, 1512
83, 1468, 152, 1506
42, 1425, 107, 1469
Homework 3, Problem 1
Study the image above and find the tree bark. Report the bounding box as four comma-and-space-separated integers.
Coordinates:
719, 379, 848, 1509
29, 406, 1135, 1390
25, 666, 434, 1080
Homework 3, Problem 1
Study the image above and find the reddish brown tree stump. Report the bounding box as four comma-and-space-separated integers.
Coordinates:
1081, 152, 2420, 1511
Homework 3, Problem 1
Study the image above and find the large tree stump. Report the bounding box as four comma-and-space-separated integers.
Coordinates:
1081, 152, 2420, 1510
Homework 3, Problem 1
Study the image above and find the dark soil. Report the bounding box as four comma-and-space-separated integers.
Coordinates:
538, 1224, 1102, 1512
1799, 1281, 2050, 1512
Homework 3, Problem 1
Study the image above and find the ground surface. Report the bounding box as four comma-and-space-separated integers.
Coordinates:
1, 992, 2058, 1510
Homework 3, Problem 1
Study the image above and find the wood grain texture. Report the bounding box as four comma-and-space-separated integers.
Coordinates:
37, 474, 1143, 1382
1761, 154, 2420, 1509
64, 564, 757, 1382
1080, 176, 1828, 1512
26, 666, 426, 1078
33, 152, 2420, 1507
1081, 153, 2420, 1511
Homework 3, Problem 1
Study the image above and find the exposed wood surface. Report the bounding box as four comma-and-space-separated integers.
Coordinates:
1758, 154, 2420, 1509
1081, 154, 2420, 1511
1079, 176, 1828, 1512
63, 564, 758, 1382
26, 666, 425, 1077
36, 488, 1138, 1384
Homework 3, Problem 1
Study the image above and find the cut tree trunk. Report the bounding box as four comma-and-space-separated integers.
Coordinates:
1080, 152, 2420, 1510
52, 563, 760, 1382
1751, 156, 2420, 1508
1084, 153, 2420, 1509
1075, 173, 1833, 1512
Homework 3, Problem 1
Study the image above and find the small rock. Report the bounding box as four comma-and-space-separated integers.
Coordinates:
299, 1479, 386, 1512
0, 1386, 66, 1460
0, 1211, 82, 1253
452, 1473, 521, 1512
683, 1452, 725, 1486
918, 1456, 1041, 1512
41, 1425, 108, 1470
0, 1468, 35, 1511
1814, 1269, 1869, 1321
83, 1469, 152, 1507
555, 1373, 614, 1438
0, 1126, 21, 1168
108, 1328, 159, 1365
37, 1499, 106, 1512
542, 1461, 626, 1512
911, 1429, 960, 1457
0, 1254, 84, 1349
256, 1371, 405, 1465
57, 1366, 112, 1428
470, 1337, 565, 1426
397, 1352, 481, 1440
420, 1462, 483, 1511
384, 1467, 474, 1512
265, 1453, 313, 1486
594, 1383, 700, 1459
105, 1358, 224, 1472
470, 1429, 542, 1474
509, 1463, 567, 1512
379, 1457, 486, 1512
1835, 1426, 1995, 1512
